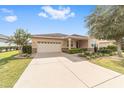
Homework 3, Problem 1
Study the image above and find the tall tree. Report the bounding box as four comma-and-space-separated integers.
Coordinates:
10, 28, 31, 52
86, 5, 124, 57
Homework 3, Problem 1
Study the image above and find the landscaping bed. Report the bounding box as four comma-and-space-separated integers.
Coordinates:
0, 51, 32, 87
78, 45, 117, 60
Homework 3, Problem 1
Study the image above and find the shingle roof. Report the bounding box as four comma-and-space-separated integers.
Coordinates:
32, 33, 87, 38
71, 34, 83, 37
33, 33, 68, 37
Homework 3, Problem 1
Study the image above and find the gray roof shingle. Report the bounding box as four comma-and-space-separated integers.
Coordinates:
32, 33, 87, 38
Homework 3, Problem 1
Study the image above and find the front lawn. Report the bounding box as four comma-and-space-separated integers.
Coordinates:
91, 57, 124, 74
0, 51, 32, 88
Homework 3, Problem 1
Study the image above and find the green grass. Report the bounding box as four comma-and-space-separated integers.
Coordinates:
0, 51, 32, 88
91, 58, 124, 74
0, 51, 19, 59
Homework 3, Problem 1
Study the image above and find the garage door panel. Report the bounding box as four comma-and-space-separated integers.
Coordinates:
37, 42, 61, 53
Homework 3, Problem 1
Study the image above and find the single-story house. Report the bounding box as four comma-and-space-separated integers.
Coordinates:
32, 33, 114, 53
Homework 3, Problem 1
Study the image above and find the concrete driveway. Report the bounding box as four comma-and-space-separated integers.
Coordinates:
14, 52, 124, 88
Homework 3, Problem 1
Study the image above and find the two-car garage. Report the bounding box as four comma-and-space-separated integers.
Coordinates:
37, 41, 62, 53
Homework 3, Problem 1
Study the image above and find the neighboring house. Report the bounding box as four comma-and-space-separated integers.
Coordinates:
0, 34, 16, 47
90, 38, 115, 48
0, 34, 10, 47
32, 33, 114, 53
97, 40, 115, 48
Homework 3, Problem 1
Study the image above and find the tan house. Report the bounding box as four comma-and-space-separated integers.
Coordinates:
32, 33, 114, 53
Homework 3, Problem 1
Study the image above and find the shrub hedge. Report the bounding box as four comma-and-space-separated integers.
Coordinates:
107, 45, 117, 51
68, 48, 88, 54
99, 45, 117, 53
0, 46, 18, 52
22, 45, 32, 54
98, 49, 112, 54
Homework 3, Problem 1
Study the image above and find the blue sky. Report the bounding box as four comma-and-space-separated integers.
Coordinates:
0, 5, 96, 36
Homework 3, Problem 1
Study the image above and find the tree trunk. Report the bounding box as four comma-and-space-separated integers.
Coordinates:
116, 40, 123, 57
18, 45, 22, 54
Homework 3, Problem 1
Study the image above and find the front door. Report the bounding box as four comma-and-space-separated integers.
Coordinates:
76, 41, 79, 48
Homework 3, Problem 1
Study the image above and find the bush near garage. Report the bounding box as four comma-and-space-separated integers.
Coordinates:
22, 45, 32, 54
68, 48, 88, 54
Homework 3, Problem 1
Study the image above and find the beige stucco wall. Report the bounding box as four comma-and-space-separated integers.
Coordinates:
62, 40, 68, 48
79, 40, 88, 48
87, 37, 96, 48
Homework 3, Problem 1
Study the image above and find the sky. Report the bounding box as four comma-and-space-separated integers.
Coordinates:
0, 5, 96, 36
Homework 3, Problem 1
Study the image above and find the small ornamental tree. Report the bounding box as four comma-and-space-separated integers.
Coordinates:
10, 28, 31, 53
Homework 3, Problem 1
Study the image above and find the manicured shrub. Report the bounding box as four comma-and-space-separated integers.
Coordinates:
106, 45, 117, 52
62, 48, 88, 54
68, 48, 83, 54
98, 49, 112, 54
22, 45, 32, 54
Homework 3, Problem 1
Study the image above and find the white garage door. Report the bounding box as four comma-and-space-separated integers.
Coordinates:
37, 41, 62, 53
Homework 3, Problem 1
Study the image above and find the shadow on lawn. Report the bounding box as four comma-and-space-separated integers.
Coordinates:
0, 54, 18, 66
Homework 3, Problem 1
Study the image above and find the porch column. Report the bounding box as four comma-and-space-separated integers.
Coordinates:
68, 38, 71, 50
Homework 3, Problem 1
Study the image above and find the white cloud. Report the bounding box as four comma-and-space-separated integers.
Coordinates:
4, 15, 17, 22
0, 8, 13, 14
38, 6, 75, 20
0, 8, 18, 23
38, 12, 48, 18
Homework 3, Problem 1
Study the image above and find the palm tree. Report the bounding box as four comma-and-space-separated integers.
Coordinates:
10, 28, 31, 53
86, 5, 124, 57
